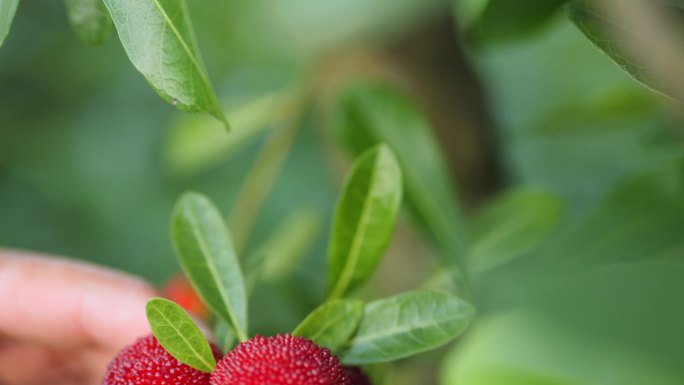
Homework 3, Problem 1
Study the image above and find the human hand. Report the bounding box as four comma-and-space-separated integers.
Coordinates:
0, 250, 157, 385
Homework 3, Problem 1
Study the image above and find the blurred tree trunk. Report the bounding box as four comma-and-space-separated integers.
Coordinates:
319, 15, 504, 211
380, 16, 505, 211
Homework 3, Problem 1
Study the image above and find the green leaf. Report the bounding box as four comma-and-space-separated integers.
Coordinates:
468, 188, 564, 274
333, 83, 466, 268
102, 0, 228, 128
164, 88, 293, 176
327, 144, 402, 300
0, 0, 19, 47
421, 266, 462, 294
254, 209, 321, 282
213, 318, 235, 354
65, 0, 112, 46
171, 192, 248, 341
476, 159, 684, 306
146, 298, 216, 373
293, 299, 364, 353
451, 0, 489, 31
228, 110, 306, 254
241, 210, 320, 297
565, 0, 678, 96
534, 158, 684, 277
471, 0, 566, 42
340, 290, 475, 364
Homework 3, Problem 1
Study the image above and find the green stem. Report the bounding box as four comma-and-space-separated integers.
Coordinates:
228, 94, 308, 255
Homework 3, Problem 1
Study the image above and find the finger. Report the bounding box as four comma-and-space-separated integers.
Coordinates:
0, 249, 157, 351
0, 339, 118, 385
81, 348, 118, 385
0, 343, 85, 385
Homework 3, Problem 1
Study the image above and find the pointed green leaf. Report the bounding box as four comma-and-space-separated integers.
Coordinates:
102, 0, 228, 128
171, 192, 248, 341
468, 189, 564, 274
471, 0, 566, 42
340, 290, 475, 364
65, 0, 112, 46
241, 209, 320, 295
566, 0, 679, 97
327, 144, 402, 300
165, 89, 289, 176
0, 0, 19, 47
333, 83, 466, 267
257, 209, 321, 282
293, 299, 364, 353
146, 298, 216, 373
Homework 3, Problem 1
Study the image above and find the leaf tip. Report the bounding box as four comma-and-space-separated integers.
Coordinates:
371, 142, 401, 175
177, 191, 207, 207
218, 114, 232, 132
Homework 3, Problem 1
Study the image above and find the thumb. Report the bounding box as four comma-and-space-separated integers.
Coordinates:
0, 250, 157, 351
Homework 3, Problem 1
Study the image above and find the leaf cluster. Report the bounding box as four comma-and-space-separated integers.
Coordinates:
2, 0, 227, 127
149, 142, 474, 372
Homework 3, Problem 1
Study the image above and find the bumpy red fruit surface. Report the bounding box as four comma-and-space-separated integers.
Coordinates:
102, 334, 221, 385
211, 334, 351, 385
345, 367, 372, 385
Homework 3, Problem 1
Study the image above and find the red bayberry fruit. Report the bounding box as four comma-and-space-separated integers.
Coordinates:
211, 334, 351, 385
102, 334, 221, 385
163, 274, 208, 319
345, 367, 372, 385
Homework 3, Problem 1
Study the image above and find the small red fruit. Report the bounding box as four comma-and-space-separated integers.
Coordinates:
102, 334, 221, 385
211, 334, 351, 385
345, 367, 372, 385
163, 274, 208, 319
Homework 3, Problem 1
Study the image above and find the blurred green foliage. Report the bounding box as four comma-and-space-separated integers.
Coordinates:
476, 19, 680, 215
467, 188, 564, 274
446, 173, 684, 381
439, 3, 684, 384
